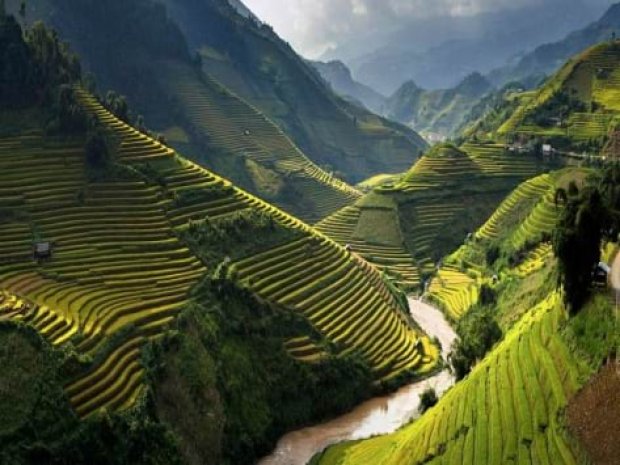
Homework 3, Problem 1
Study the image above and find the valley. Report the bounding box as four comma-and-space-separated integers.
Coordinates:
0, 2, 619, 465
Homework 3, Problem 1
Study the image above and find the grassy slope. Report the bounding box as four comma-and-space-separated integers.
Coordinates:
161, 0, 428, 184
0, 91, 438, 423
427, 167, 588, 322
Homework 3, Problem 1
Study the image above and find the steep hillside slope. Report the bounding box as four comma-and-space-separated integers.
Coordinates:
7, 0, 364, 224
316, 165, 615, 465
318, 293, 590, 465
494, 41, 620, 154
317, 144, 558, 290
160, 0, 427, 182
489, 3, 620, 87
0, 87, 437, 412
0, 91, 437, 463
383, 73, 493, 140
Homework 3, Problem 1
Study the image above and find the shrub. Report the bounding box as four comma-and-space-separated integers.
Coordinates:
418, 387, 438, 413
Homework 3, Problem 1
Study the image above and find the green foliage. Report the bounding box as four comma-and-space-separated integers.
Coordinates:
526, 90, 586, 127
563, 292, 619, 371
172, 186, 231, 208
418, 387, 438, 414
85, 130, 111, 171
147, 277, 373, 465
182, 210, 303, 264
0, 323, 181, 465
553, 183, 606, 313
0, 14, 35, 107
102, 91, 131, 124
449, 306, 502, 380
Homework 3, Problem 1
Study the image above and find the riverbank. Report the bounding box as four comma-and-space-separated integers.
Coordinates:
257, 298, 457, 465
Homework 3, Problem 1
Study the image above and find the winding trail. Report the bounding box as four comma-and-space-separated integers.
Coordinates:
258, 297, 457, 465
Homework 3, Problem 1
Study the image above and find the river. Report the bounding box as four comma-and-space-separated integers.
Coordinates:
257, 297, 457, 465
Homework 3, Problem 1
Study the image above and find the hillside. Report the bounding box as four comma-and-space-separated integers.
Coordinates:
315, 165, 617, 465
383, 73, 493, 140
317, 143, 559, 291
460, 40, 620, 156
491, 41, 620, 155
489, 3, 620, 87
310, 59, 386, 114
5, 0, 367, 224
0, 15, 438, 463
0, 94, 437, 464
159, 0, 428, 183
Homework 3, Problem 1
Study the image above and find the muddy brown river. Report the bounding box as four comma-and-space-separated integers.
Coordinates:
257, 298, 457, 465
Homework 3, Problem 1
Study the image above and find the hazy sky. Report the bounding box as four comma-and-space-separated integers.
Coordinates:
242, 0, 615, 59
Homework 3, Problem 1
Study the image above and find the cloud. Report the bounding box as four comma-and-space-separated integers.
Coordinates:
242, 0, 614, 58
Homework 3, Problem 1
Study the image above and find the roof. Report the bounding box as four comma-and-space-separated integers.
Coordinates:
597, 262, 611, 274
34, 242, 51, 253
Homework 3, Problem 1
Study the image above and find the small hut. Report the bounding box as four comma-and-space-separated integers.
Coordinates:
33, 242, 52, 260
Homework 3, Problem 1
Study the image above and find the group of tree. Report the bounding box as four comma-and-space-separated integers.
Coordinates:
553, 165, 620, 313
449, 300, 502, 380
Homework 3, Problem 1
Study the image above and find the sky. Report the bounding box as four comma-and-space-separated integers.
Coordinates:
242, 0, 615, 59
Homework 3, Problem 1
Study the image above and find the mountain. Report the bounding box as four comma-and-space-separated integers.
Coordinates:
474, 40, 620, 155
344, 1, 606, 94
383, 73, 493, 140
310, 59, 386, 114
160, 0, 427, 182
0, 13, 437, 465
6, 0, 425, 225
489, 3, 620, 87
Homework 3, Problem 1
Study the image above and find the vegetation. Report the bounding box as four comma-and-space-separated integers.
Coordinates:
449, 305, 502, 380
553, 164, 620, 313
317, 292, 592, 465
0, 80, 436, 462
418, 388, 438, 414
149, 276, 374, 465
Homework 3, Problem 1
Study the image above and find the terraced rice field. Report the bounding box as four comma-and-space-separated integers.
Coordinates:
231, 237, 437, 382
499, 42, 620, 141
463, 143, 544, 179
318, 292, 585, 465
157, 61, 361, 223
510, 190, 561, 250
475, 174, 553, 240
428, 266, 479, 321
513, 243, 553, 278
315, 206, 421, 289
0, 90, 436, 416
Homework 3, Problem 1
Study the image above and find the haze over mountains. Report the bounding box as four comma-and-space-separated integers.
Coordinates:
246, 0, 614, 94
1, 1, 619, 465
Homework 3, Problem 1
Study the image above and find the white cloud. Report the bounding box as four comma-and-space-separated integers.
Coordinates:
242, 0, 614, 58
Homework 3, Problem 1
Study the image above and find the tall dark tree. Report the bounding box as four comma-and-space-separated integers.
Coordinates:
553, 188, 605, 313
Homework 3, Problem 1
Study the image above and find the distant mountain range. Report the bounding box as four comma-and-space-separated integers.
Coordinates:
382, 73, 493, 140
337, 0, 608, 94
489, 3, 620, 87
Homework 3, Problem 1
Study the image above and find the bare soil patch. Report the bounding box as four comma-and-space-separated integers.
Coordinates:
567, 362, 620, 465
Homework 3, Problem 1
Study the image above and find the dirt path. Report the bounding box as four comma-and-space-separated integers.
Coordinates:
257, 298, 457, 465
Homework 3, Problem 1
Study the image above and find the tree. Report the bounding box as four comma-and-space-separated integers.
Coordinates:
418, 388, 438, 413
449, 306, 502, 380
553, 188, 605, 313
85, 131, 110, 170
